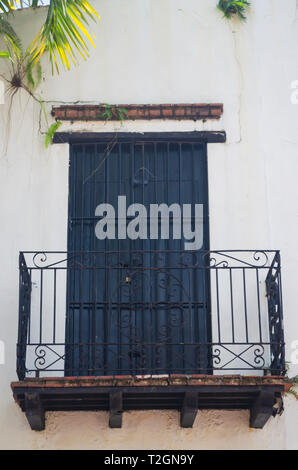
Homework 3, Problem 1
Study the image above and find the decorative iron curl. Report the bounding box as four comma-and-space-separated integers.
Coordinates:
110, 311, 132, 329
253, 344, 265, 368
156, 325, 171, 342
34, 345, 46, 369
209, 257, 229, 268
252, 251, 269, 268
212, 347, 221, 365
157, 275, 180, 299
32, 252, 69, 269
32, 252, 48, 268
156, 269, 192, 301
204, 250, 270, 268
167, 309, 184, 328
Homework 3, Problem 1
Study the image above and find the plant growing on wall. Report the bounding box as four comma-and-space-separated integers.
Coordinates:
0, 1, 100, 147
284, 363, 298, 400
100, 104, 128, 123
217, 0, 250, 21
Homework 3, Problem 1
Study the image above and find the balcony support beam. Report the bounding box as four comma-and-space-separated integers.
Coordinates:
250, 391, 275, 429
25, 392, 45, 431
180, 391, 198, 428
11, 378, 288, 431
109, 391, 123, 428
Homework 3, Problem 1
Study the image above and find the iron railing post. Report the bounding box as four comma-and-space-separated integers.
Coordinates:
266, 251, 286, 375
17, 252, 31, 380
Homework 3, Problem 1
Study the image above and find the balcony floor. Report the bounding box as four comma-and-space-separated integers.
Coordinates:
11, 374, 290, 430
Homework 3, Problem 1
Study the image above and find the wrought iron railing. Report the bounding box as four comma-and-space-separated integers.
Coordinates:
17, 250, 285, 380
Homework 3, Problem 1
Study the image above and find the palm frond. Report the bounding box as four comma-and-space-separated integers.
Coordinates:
0, 15, 22, 60
0, 50, 10, 58
0, 1, 37, 11
28, 0, 100, 73
26, 59, 42, 88
0, 1, 16, 14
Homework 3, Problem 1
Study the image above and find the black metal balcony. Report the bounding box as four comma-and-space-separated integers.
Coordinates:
17, 249, 285, 380
13, 249, 288, 430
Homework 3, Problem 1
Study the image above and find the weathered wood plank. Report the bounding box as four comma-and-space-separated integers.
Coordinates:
109, 391, 123, 428
250, 391, 275, 429
53, 131, 227, 144
180, 391, 198, 428
25, 392, 45, 431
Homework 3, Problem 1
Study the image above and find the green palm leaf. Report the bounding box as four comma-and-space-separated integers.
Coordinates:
0, 1, 100, 72
28, 0, 100, 73
0, 1, 15, 14
0, 15, 22, 61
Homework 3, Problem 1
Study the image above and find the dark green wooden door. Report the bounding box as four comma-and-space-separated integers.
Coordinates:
65, 137, 211, 375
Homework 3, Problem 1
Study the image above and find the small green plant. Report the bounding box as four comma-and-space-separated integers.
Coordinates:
284, 364, 298, 400
45, 121, 62, 148
217, 0, 250, 21
288, 374, 298, 400
100, 104, 128, 123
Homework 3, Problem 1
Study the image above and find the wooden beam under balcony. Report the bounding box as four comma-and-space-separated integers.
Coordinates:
109, 391, 123, 428
24, 392, 45, 431
180, 391, 198, 428
250, 390, 276, 429
11, 375, 290, 431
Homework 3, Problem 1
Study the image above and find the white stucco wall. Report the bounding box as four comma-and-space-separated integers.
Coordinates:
0, 0, 297, 449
